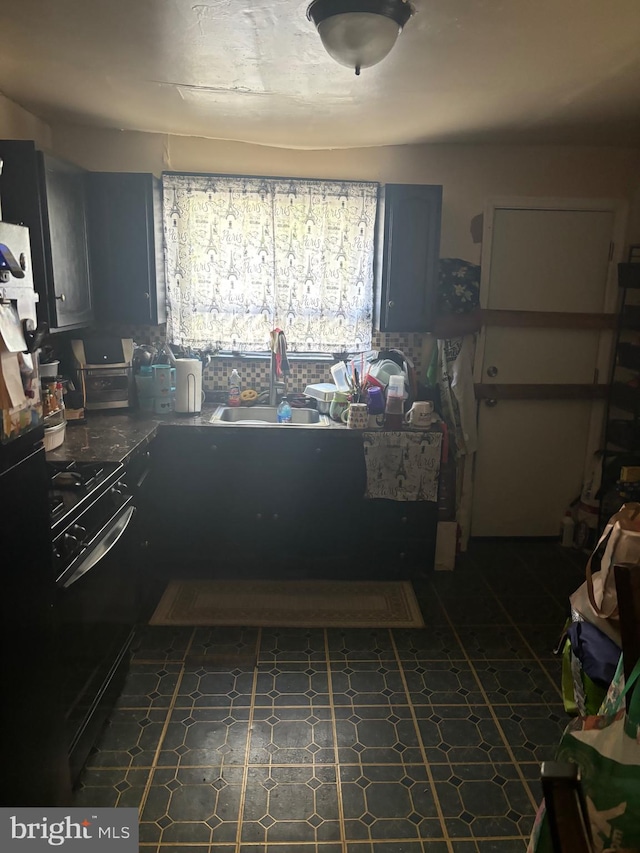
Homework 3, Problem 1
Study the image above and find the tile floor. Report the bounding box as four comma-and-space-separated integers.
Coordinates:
74, 539, 586, 853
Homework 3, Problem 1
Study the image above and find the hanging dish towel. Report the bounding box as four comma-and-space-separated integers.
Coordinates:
270, 328, 290, 378
363, 431, 443, 501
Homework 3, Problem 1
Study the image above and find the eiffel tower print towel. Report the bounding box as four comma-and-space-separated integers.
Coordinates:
363, 430, 443, 501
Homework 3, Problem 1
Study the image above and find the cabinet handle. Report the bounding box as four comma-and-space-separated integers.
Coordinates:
211, 445, 218, 451
143, 292, 150, 299
55, 293, 66, 302
401, 516, 407, 524
388, 300, 395, 308
484, 399, 498, 408
272, 513, 279, 521
256, 513, 262, 520
399, 551, 406, 559
486, 365, 498, 378
315, 447, 322, 454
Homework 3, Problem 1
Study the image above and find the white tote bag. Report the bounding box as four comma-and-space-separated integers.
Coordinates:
570, 503, 640, 645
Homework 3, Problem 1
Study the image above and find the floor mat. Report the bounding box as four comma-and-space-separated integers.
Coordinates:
149, 579, 425, 628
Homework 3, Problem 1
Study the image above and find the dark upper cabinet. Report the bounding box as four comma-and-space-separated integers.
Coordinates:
373, 183, 442, 333
86, 172, 166, 325
0, 140, 93, 331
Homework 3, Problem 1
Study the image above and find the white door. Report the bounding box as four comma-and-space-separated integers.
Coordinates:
471, 201, 625, 536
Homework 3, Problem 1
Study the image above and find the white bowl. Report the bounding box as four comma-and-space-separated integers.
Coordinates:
44, 420, 66, 451
39, 360, 60, 378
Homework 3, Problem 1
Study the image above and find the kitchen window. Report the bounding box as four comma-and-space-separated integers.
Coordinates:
163, 173, 378, 354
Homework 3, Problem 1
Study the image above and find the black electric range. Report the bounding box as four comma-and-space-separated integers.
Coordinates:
47, 459, 140, 785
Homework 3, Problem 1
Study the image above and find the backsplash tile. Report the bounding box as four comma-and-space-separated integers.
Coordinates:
101, 325, 428, 392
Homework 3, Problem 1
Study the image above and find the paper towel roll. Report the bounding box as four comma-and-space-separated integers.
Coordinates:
175, 358, 203, 414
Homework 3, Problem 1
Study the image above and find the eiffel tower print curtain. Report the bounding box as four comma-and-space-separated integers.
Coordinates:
163, 174, 378, 353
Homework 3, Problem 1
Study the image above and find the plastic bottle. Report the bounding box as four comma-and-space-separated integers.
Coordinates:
277, 397, 292, 423
384, 375, 405, 430
561, 512, 575, 547
228, 369, 241, 407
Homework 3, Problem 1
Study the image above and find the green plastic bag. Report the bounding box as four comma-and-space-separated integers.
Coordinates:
561, 637, 608, 717
528, 657, 640, 852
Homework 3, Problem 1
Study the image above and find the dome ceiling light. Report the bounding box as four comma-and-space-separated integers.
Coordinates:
307, 0, 415, 76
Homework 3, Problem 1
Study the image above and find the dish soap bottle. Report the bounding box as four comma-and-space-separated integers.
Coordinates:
228, 369, 241, 407
277, 396, 292, 423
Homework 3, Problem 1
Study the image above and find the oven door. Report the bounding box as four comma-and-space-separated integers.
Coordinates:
56, 498, 138, 784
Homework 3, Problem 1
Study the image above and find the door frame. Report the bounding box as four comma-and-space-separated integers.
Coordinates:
473, 196, 628, 490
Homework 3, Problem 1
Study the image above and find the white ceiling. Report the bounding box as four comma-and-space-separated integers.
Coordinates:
1, 0, 640, 149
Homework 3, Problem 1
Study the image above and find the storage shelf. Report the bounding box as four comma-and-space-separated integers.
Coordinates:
601, 250, 640, 531
619, 263, 640, 290
610, 383, 640, 412
617, 343, 640, 371
620, 305, 640, 330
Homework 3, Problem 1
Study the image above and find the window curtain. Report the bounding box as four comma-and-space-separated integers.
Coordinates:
163, 174, 378, 353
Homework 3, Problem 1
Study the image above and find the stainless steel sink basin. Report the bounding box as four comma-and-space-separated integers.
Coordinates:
210, 405, 329, 426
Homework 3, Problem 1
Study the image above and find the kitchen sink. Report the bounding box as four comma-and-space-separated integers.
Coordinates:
210, 405, 329, 426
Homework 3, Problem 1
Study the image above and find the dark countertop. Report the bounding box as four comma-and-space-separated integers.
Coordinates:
46, 407, 218, 465
46, 406, 439, 466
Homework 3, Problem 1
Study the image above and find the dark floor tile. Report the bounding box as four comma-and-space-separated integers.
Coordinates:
248, 706, 335, 765
492, 703, 568, 762
326, 629, 396, 661
493, 596, 568, 627
452, 841, 527, 853
259, 627, 328, 662
141, 765, 243, 844
334, 704, 422, 764
414, 704, 510, 764
433, 761, 534, 839
85, 708, 169, 768
402, 660, 483, 705
189, 626, 259, 665
340, 763, 442, 842
455, 626, 533, 661
241, 765, 340, 844
438, 595, 508, 627
408, 582, 451, 625
129, 626, 194, 662
348, 844, 449, 853
156, 707, 250, 769
73, 767, 150, 808
430, 571, 492, 599
516, 624, 565, 659
472, 661, 562, 705
254, 663, 330, 707
115, 662, 182, 710
392, 626, 464, 661
242, 847, 342, 853
177, 666, 255, 709
331, 660, 408, 706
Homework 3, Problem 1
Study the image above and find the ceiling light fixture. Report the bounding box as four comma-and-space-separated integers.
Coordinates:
307, 0, 415, 76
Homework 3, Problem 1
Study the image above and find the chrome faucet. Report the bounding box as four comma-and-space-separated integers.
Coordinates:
269, 349, 286, 406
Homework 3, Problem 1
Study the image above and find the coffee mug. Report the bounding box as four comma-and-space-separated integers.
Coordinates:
404, 401, 435, 428
341, 402, 368, 429
329, 391, 350, 422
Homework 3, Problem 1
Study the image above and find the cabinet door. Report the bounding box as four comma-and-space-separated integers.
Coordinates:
374, 184, 442, 332
0, 140, 53, 328
87, 173, 166, 325
39, 152, 93, 329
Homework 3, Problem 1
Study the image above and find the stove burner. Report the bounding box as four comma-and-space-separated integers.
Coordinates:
49, 462, 106, 491
49, 493, 65, 519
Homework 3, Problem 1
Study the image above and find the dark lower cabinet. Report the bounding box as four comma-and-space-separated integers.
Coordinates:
145, 428, 438, 580
87, 172, 166, 325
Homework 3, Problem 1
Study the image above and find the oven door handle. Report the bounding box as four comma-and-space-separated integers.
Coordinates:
60, 503, 136, 590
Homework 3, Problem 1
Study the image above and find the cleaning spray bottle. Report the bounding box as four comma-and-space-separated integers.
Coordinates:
228, 369, 241, 407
